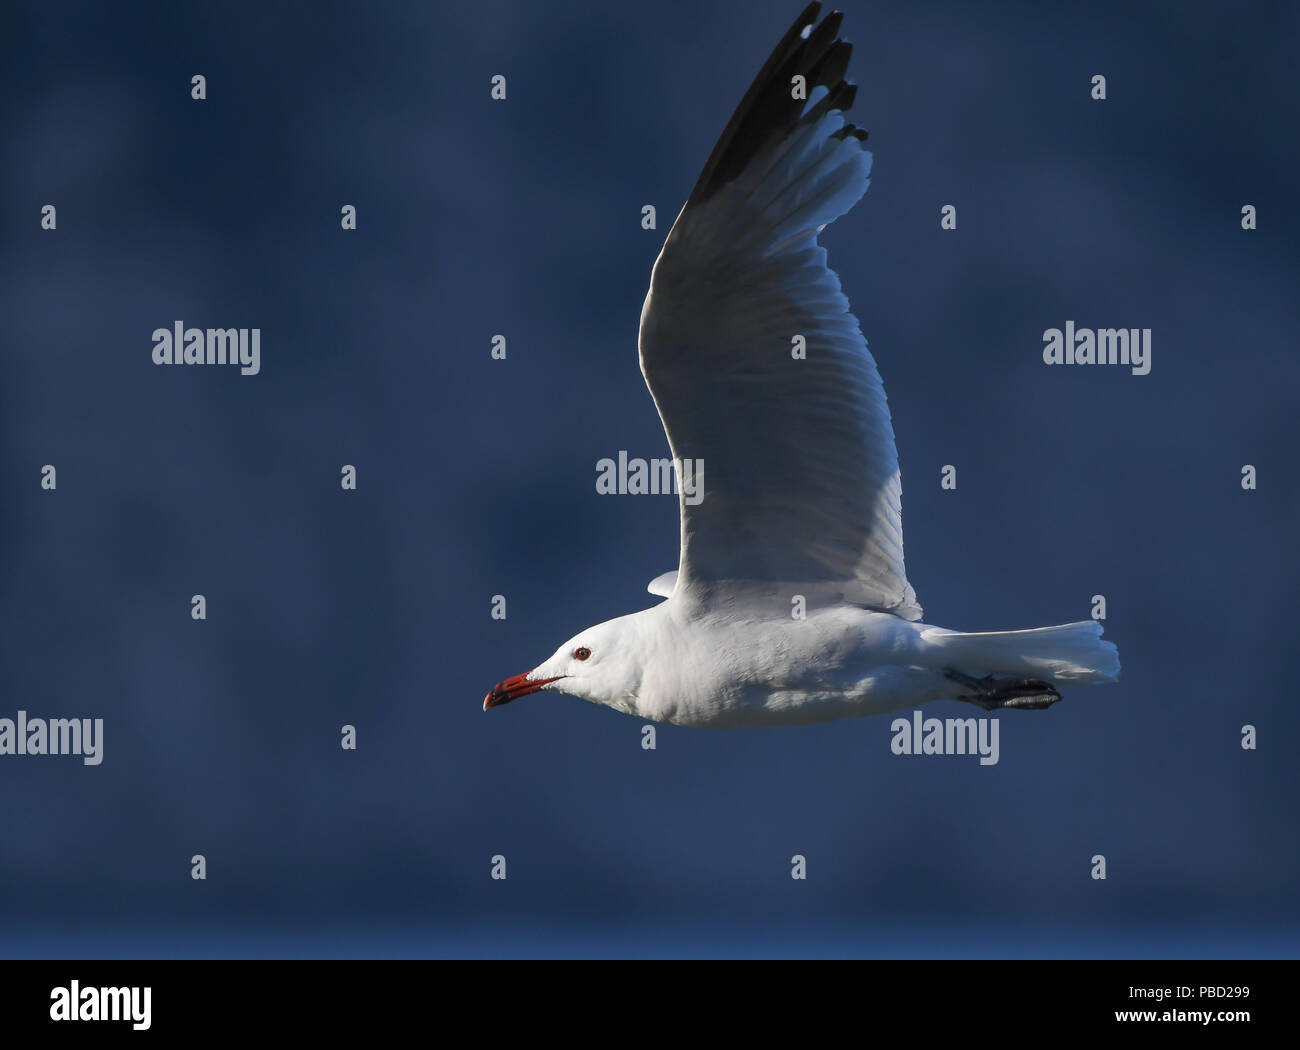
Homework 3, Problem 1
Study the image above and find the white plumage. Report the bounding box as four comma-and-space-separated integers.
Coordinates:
484, 4, 1118, 728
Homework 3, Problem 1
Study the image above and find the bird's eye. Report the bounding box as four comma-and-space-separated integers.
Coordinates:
574, 647, 592, 661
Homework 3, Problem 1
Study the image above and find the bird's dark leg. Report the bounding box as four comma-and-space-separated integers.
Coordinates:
944, 670, 1062, 711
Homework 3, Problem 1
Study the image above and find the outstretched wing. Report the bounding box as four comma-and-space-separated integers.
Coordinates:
638, 3, 921, 619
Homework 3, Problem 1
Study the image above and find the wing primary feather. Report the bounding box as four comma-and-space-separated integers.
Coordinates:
686, 4, 874, 207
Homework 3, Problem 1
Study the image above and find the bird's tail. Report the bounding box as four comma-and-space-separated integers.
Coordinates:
921, 620, 1120, 685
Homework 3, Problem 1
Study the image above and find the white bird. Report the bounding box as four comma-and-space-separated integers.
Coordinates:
485, 3, 1119, 728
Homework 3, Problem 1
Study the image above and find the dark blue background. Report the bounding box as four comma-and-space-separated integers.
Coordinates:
2, 0, 1296, 958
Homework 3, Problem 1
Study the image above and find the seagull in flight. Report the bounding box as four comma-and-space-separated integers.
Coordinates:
485, 3, 1119, 728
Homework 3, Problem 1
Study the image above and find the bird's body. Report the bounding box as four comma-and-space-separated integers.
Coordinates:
499, 592, 1115, 728
485, 4, 1119, 726
561, 601, 941, 728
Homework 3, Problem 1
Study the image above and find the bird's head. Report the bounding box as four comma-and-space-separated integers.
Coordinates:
483, 613, 652, 714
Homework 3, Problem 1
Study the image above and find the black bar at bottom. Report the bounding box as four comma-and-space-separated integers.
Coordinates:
0, 959, 1288, 1037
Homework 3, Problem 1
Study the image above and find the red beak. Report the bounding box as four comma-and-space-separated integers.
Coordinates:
484, 672, 566, 710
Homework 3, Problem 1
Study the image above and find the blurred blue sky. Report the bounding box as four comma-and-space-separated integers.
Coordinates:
1, 0, 1297, 958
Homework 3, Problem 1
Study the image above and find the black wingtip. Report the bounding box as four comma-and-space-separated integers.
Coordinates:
685, 5, 867, 207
